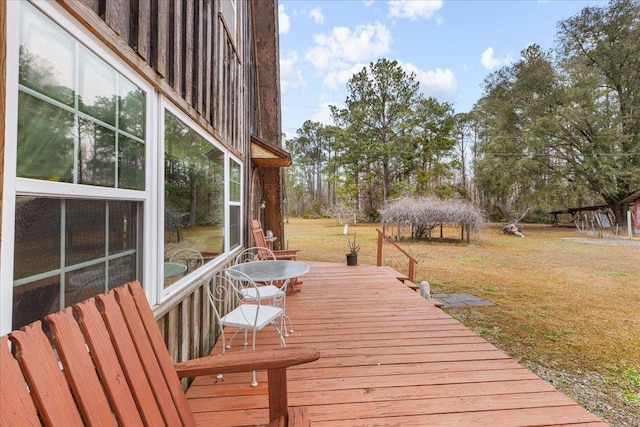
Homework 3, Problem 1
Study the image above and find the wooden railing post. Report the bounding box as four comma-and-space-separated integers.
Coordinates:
376, 229, 417, 282
376, 230, 383, 267
408, 259, 415, 283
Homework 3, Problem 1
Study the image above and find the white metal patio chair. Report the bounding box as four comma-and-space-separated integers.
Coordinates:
169, 248, 204, 273
233, 247, 294, 335
208, 269, 286, 387
234, 246, 276, 264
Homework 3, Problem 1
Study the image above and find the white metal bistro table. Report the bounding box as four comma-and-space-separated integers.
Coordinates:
226, 260, 309, 336
226, 260, 309, 283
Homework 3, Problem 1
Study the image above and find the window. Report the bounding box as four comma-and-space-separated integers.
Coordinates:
13, 198, 139, 328
7, 2, 147, 331
163, 109, 226, 287
220, 0, 238, 45
17, 3, 145, 189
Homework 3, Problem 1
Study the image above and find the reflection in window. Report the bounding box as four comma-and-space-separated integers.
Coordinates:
17, 2, 146, 190
78, 119, 116, 186
78, 46, 117, 125
164, 111, 224, 281
230, 160, 241, 202
13, 197, 139, 329
18, 3, 75, 106
17, 92, 75, 181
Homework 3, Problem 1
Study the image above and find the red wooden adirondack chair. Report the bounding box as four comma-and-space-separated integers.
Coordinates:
1, 280, 319, 426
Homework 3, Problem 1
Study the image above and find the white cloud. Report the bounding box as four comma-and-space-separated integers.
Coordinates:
304, 22, 392, 70
323, 64, 367, 90
309, 7, 324, 25
481, 47, 510, 70
401, 62, 457, 96
421, 68, 457, 94
278, 4, 290, 35
363, 0, 375, 6
388, 0, 443, 21
280, 51, 307, 92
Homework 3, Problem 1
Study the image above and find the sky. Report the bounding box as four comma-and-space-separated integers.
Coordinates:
278, 0, 609, 139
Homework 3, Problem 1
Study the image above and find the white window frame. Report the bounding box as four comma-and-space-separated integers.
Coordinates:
159, 101, 238, 302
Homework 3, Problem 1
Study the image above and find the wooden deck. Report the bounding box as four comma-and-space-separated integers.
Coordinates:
185, 262, 606, 426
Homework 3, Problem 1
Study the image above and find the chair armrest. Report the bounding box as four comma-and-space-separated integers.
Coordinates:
174, 347, 319, 378
176, 347, 319, 425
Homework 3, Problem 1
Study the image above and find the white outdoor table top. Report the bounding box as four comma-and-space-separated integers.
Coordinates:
227, 260, 310, 282
164, 262, 188, 279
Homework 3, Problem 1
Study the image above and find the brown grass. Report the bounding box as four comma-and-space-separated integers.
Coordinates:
284, 217, 640, 426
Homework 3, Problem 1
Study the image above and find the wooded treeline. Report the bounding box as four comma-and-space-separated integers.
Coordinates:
285, 0, 640, 224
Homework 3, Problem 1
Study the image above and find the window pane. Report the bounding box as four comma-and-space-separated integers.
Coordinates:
164, 111, 224, 269
66, 200, 106, 266
66, 262, 107, 306
79, 118, 116, 187
66, 257, 135, 307
13, 278, 60, 331
118, 135, 145, 190
19, 2, 75, 106
14, 197, 61, 280
221, 0, 237, 44
78, 46, 117, 126
230, 205, 240, 249
119, 78, 146, 139
18, 1, 147, 190
17, 92, 75, 181
109, 201, 137, 255
107, 255, 137, 291
13, 197, 140, 327
230, 160, 241, 202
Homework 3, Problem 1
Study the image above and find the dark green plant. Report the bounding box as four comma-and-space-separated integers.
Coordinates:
348, 233, 360, 254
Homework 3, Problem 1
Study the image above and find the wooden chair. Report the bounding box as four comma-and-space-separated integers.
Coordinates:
1, 280, 319, 426
251, 219, 303, 293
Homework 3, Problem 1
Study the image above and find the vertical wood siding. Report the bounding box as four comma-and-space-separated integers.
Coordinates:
61, 0, 243, 148
158, 272, 220, 387
53, 0, 254, 361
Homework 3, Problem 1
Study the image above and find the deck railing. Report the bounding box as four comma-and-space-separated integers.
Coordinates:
376, 229, 417, 283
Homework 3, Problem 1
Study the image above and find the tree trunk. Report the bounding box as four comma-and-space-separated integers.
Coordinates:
189, 174, 198, 228
603, 195, 627, 227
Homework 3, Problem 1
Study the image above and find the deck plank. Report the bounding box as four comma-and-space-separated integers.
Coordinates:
185, 262, 606, 426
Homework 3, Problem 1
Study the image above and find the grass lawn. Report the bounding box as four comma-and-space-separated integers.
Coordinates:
284, 217, 640, 426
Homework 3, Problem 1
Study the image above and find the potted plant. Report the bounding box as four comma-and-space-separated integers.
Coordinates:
346, 232, 360, 266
